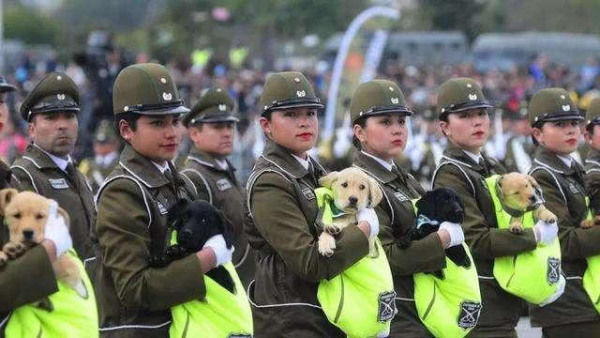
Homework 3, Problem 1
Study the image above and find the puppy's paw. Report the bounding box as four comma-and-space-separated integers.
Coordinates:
595, 215, 600, 226
3, 242, 27, 259
324, 224, 341, 235
581, 219, 595, 229
0, 251, 7, 266
539, 209, 557, 224
318, 233, 336, 257
509, 223, 523, 234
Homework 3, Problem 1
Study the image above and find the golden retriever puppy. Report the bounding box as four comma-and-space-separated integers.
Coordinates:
496, 172, 557, 233
0, 188, 85, 297
317, 167, 383, 257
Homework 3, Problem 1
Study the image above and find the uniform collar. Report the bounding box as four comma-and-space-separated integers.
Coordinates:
261, 139, 315, 179
23, 143, 71, 171
533, 147, 578, 175
442, 143, 489, 172
118, 144, 173, 188
291, 153, 310, 170
360, 150, 394, 171
352, 150, 397, 184
187, 149, 233, 173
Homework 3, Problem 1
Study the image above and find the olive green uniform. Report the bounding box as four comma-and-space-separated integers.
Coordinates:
95, 145, 206, 338
78, 154, 119, 194
354, 151, 445, 337
585, 148, 600, 216
432, 144, 537, 337
503, 135, 535, 173
181, 150, 254, 285
245, 139, 369, 337
11, 144, 97, 269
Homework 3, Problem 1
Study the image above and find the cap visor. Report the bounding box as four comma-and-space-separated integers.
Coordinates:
451, 103, 494, 113
544, 114, 584, 122
0, 84, 17, 93
272, 102, 324, 111
139, 105, 191, 115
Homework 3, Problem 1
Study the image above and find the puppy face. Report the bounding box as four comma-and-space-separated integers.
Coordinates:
173, 200, 232, 251
319, 167, 383, 212
0, 189, 69, 244
416, 188, 465, 225
498, 173, 541, 211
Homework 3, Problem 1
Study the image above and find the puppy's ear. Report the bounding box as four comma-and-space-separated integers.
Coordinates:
526, 175, 540, 189
57, 206, 71, 229
318, 171, 339, 188
0, 188, 18, 215
367, 176, 383, 207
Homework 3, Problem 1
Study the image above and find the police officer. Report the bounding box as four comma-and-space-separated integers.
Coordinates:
95, 63, 233, 338
529, 88, 600, 337
432, 78, 541, 337
181, 87, 254, 286
350, 80, 463, 337
585, 96, 600, 216
503, 101, 535, 173
244, 71, 375, 337
78, 120, 121, 193
11, 72, 97, 276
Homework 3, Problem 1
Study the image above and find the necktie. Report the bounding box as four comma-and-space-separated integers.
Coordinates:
391, 164, 406, 185
478, 157, 490, 176
65, 163, 79, 189
307, 161, 318, 186
572, 162, 585, 185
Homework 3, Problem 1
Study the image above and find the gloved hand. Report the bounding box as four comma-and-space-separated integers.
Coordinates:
439, 221, 465, 248
534, 220, 558, 245
203, 235, 234, 267
540, 274, 566, 307
44, 201, 73, 257
357, 208, 379, 238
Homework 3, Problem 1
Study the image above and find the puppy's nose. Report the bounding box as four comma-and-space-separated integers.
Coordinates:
348, 196, 358, 206
22, 229, 34, 241
529, 195, 536, 203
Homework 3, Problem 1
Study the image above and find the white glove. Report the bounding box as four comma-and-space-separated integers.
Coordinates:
534, 220, 558, 245
539, 274, 566, 307
44, 201, 72, 257
439, 221, 465, 248
203, 235, 234, 267
357, 208, 379, 238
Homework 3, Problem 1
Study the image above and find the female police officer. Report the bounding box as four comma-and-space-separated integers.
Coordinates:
244, 71, 377, 337
350, 79, 464, 337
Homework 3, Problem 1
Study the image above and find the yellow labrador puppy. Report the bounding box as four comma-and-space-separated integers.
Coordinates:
317, 167, 383, 257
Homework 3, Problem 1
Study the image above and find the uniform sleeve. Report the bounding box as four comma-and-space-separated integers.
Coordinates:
250, 172, 369, 282
585, 169, 600, 215
181, 170, 211, 203
96, 178, 206, 311
433, 164, 536, 259
10, 166, 37, 192
534, 170, 600, 259
377, 205, 446, 275
0, 245, 58, 312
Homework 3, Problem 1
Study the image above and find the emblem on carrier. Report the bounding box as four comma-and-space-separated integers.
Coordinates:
378, 291, 397, 322
458, 301, 481, 328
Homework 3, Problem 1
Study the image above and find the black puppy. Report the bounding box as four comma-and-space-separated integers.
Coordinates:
399, 188, 470, 279
148, 199, 235, 293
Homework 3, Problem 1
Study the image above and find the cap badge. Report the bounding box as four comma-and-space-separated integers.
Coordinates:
296, 90, 306, 98
562, 104, 571, 111
56, 75, 62, 81
216, 88, 222, 92
218, 104, 227, 111
468, 94, 477, 101
466, 83, 472, 88
163, 92, 173, 101
57, 94, 65, 101
160, 77, 167, 84
294, 77, 301, 83
391, 97, 399, 104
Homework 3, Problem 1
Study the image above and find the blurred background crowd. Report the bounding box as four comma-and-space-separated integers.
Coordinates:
4, 0, 600, 187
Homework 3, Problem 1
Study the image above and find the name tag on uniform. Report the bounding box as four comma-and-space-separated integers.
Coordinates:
216, 178, 232, 191
49, 178, 69, 189
302, 187, 315, 200
157, 201, 168, 215
568, 183, 581, 194
394, 191, 409, 202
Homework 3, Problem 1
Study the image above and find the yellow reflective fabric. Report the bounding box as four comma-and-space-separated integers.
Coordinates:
486, 175, 563, 305
316, 187, 396, 338
168, 232, 253, 338
5, 250, 98, 338
582, 197, 600, 313
411, 200, 482, 338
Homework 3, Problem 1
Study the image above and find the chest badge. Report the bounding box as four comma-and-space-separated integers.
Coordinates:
216, 178, 232, 191
156, 201, 168, 215
302, 187, 316, 200
393, 191, 409, 202
49, 178, 69, 189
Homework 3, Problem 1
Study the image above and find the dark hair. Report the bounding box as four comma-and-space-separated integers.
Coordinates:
352, 117, 367, 150
587, 123, 597, 135
114, 112, 140, 141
